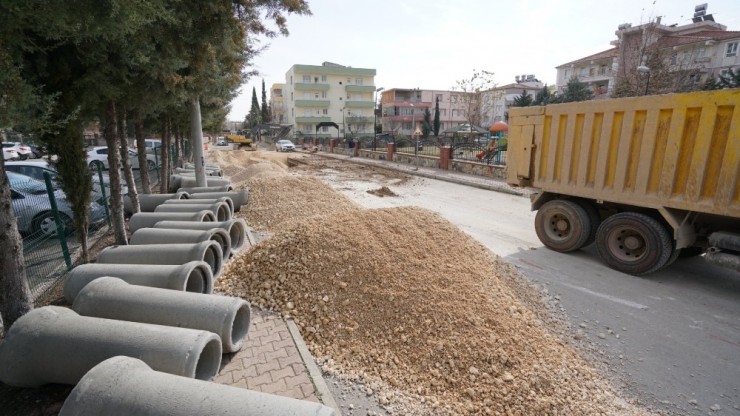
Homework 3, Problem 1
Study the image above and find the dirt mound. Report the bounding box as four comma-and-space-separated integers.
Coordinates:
367, 186, 397, 197
219, 205, 649, 416
238, 176, 359, 229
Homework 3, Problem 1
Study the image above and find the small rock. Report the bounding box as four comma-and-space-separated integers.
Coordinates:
469, 366, 479, 375
688, 399, 697, 405
579, 322, 587, 328
466, 387, 475, 398
710, 404, 721, 411
598, 333, 606, 339
502, 372, 514, 382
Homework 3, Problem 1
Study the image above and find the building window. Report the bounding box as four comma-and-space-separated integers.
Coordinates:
321, 91, 327, 98
579, 67, 588, 77
564, 69, 570, 79
589, 67, 596, 76
290, 92, 293, 101
726, 42, 738, 57
322, 109, 328, 115
322, 126, 328, 132
303, 75, 310, 82
321, 75, 327, 82
314, 92, 319, 99
435, 94, 443, 102
355, 78, 363, 85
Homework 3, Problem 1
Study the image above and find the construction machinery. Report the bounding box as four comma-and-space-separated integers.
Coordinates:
222, 130, 255, 150
506, 89, 739, 275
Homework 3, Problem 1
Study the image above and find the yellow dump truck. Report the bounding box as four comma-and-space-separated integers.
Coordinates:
223, 131, 255, 150
506, 89, 739, 275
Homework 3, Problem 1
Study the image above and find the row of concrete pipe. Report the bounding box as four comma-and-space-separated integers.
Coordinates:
0, 175, 336, 415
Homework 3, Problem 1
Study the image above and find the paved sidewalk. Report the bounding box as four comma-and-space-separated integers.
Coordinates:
216, 309, 339, 412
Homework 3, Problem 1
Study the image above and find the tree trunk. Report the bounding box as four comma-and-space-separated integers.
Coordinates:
133, 110, 151, 194
118, 105, 140, 214
190, 96, 207, 187
104, 100, 127, 244
0, 156, 33, 332
159, 113, 171, 193
175, 125, 184, 169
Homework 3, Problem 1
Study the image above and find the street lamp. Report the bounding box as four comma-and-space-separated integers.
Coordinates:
374, 87, 384, 151
637, 65, 651, 96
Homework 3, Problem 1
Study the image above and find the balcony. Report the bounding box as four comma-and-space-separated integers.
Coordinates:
344, 101, 375, 109
295, 100, 330, 108
345, 85, 376, 93
295, 83, 330, 91
295, 116, 332, 123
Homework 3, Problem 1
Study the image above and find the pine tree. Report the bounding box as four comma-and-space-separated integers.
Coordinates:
433, 97, 441, 138
422, 108, 432, 138
512, 90, 534, 107
533, 85, 551, 106
558, 77, 594, 103
247, 87, 261, 128
261, 79, 270, 123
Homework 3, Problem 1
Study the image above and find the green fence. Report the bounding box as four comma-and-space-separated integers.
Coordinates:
13, 160, 163, 303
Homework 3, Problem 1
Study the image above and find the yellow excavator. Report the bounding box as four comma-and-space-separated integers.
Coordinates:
222, 130, 255, 150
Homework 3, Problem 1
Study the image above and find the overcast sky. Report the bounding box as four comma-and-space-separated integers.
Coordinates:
228, 0, 740, 120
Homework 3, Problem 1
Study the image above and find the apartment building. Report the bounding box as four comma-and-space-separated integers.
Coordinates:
478, 75, 545, 126
269, 83, 286, 124
282, 62, 377, 139
379, 88, 473, 136
556, 4, 740, 96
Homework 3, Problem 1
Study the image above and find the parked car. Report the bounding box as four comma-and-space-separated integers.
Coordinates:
8, 171, 107, 237
275, 139, 296, 152
133, 139, 162, 154
29, 144, 47, 159
217, 136, 227, 146
3, 144, 20, 161
2, 142, 33, 160
86, 146, 158, 171
5, 160, 123, 204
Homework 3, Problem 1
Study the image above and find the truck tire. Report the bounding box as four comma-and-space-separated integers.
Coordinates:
595, 212, 673, 275
574, 199, 601, 247
534, 200, 592, 252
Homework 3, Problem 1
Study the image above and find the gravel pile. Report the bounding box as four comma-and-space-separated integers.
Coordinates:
219, 185, 651, 416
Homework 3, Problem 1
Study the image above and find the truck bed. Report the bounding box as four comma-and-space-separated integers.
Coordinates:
507, 90, 739, 219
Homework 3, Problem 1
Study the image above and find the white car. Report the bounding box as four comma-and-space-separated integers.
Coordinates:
5, 160, 123, 204
3, 144, 20, 161
275, 140, 296, 152
3, 142, 34, 160
86, 146, 159, 171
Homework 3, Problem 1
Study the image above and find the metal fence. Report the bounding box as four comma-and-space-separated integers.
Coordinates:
13, 159, 164, 303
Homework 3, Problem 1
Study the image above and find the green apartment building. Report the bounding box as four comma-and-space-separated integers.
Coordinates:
283, 62, 378, 140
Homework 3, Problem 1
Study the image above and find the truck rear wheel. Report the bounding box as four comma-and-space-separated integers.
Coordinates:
534, 200, 592, 252
595, 212, 673, 275
574, 199, 601, 247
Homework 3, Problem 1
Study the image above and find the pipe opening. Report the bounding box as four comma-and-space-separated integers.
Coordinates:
194, 337, 222, 380
228, 223, 245, 251
202, 246, 222, 278
210, 234, 229, 260
230, 303, 252, 349
201, 212, 216, 222
216, 205, 229, 222
185, 267, 207, 293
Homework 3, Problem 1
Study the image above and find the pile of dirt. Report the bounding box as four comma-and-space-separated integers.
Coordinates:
238, 176, 360, 230
367, 186, 397, 197
219, 203, 650, 415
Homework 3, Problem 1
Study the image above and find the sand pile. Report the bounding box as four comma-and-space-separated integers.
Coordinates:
220, 204, 649, 415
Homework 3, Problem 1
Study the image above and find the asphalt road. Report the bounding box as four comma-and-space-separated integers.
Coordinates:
323, 164, 740, 416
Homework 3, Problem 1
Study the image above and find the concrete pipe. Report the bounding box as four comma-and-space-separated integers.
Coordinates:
73, 277, 250, 352
125, 192, 190, 214
64, 261, 214, 303
130, 228, 232, 260
162, 197, 235, 216
178, 185, 234, 193
0, 307, 222, 387
173, 168, 221, 177
187, 190, 249, 212
169, 176, 231, 193
154, 219, 249, 252
59, 356, 337, 416
154, 202, 231, 222
128, 210, 215, 234
97, 241, 223, 279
